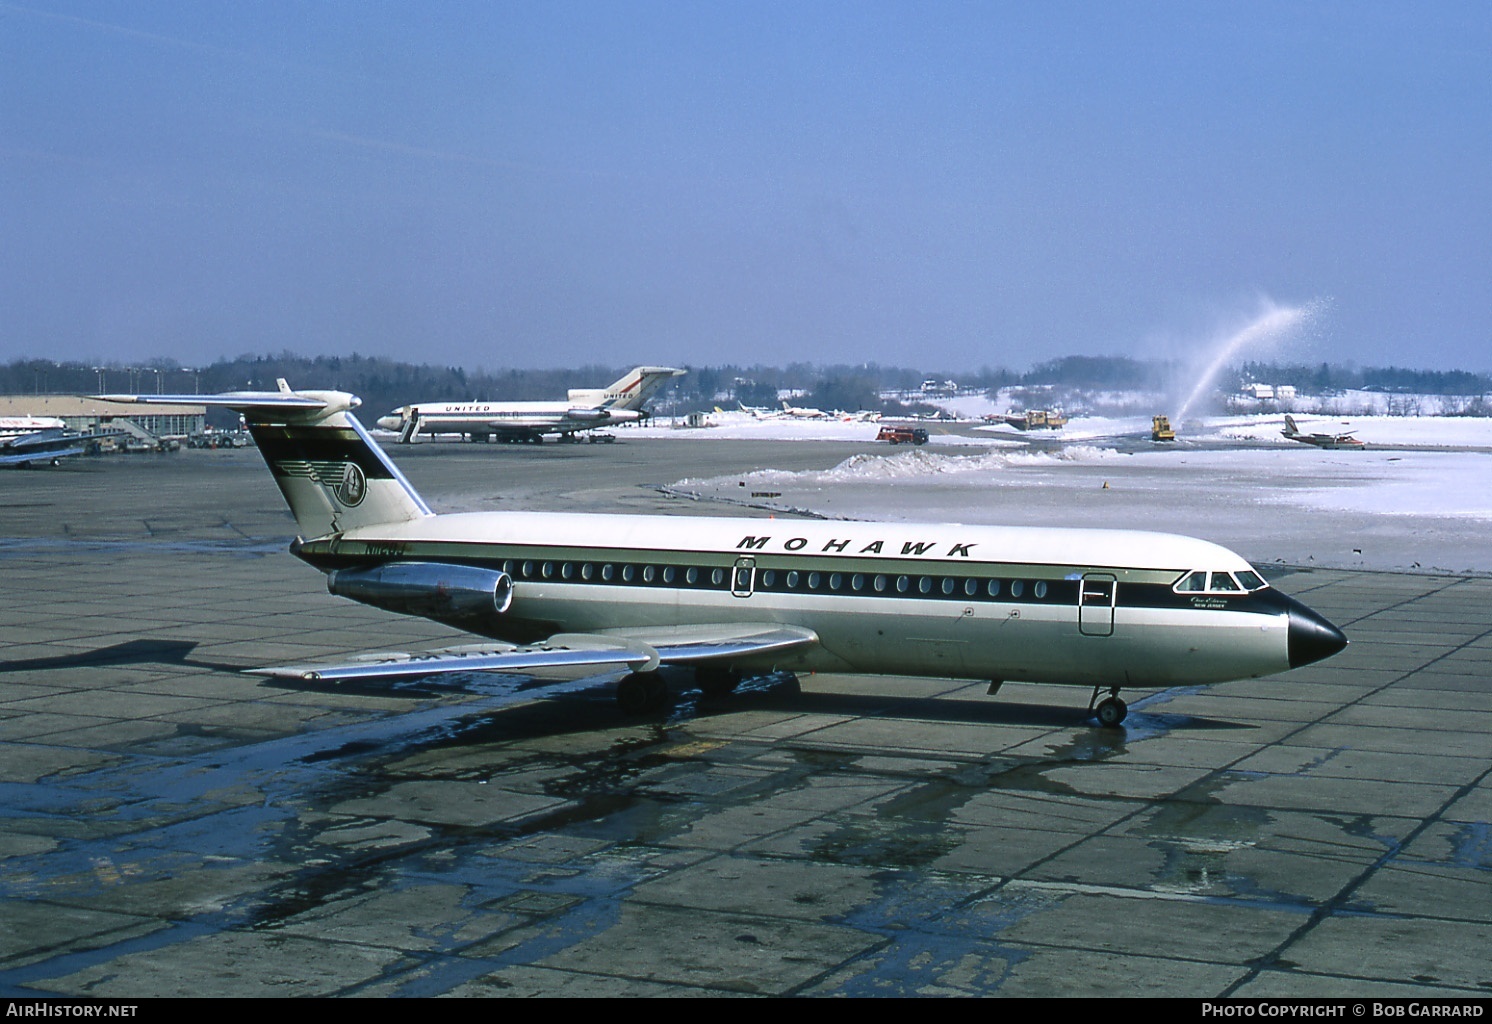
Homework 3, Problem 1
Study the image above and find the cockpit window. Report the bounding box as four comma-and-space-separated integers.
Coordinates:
1235, 570, 1265, 591
1173, 569, 1268, 594
1176, 571, 1208, 592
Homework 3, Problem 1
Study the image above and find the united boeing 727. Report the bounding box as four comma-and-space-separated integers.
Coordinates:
102, 382, 1347, 726
376, 366, 684, 444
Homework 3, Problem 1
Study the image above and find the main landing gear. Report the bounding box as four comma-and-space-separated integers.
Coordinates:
614, 665, 750, 714
1088, 685, 1128, 728
616, 671, 669, 714
695, 665, 743, 699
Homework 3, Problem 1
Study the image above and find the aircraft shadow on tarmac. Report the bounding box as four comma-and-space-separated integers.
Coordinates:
0, 638, 1253, 739
679, 676, 1253, 733
288, 665, 1256, 740
0, 638, 212, 673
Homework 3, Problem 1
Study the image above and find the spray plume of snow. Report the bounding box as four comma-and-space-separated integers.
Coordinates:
1174, 298, 1328, 421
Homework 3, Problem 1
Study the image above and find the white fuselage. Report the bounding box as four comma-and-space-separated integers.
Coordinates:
375, 401, 640, 439
298, 510, 1314, 689
0, 416, 66, 442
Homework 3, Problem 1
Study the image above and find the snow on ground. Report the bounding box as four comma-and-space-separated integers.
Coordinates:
934, 386, 1489, 421
1204, 413, 1492, 447
650, 408, 1492, 576
644, 411, 870, 440
642, 407, 1492, 448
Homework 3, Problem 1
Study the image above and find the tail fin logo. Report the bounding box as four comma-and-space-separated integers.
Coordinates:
277, 458, 367, 507
336, 463, 367, 507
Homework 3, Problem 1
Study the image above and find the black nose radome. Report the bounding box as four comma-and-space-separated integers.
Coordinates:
1288, 606, 1349, 668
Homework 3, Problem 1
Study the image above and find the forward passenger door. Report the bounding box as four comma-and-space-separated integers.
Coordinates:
1079, 574, 1116, 637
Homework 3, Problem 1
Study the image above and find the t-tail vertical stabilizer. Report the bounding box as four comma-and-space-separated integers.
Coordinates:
99, 380, 431, 539
568, 366, 685, 411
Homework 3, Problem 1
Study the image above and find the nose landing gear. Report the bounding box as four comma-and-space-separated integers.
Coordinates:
1089, 685, 1128, 728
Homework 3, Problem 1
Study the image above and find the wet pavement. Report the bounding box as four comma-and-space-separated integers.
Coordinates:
1, 440, 1489, 997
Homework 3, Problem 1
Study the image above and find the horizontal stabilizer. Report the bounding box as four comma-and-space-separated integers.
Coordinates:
98, 389, 334, 413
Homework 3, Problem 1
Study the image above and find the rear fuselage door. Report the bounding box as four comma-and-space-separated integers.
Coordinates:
1079, 573, 1116, 636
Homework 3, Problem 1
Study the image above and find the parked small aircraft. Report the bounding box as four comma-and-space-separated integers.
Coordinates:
778, 399, 827, 419
0, 417, 88, 467
377, 366, 684, 444
1281, 415, 1365, 450
101, 381, 1347, 727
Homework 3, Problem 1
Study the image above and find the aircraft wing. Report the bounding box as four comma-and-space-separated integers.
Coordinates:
594, 622, 819, 663
248, 623, 819, 682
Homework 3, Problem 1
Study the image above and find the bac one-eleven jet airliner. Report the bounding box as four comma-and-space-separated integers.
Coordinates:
103, 382, 1347, 726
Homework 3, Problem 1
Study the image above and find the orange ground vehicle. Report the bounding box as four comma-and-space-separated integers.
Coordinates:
876, 425, 929, 445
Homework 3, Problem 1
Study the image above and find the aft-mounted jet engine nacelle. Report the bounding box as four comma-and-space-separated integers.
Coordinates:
328, 562, 514, 625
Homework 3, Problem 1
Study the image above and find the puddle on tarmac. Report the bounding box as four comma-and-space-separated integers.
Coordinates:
0, 666, 1263, 996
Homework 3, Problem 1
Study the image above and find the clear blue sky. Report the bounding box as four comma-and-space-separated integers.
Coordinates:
2, 1, 1487, 372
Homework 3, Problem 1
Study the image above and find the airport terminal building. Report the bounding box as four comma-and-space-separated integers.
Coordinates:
0, 395, 207, 439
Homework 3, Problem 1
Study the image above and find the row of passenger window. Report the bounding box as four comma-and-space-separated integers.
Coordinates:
504, 558, 726, 587
754, 568, 1054, 600
497, 558, 1066, 602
